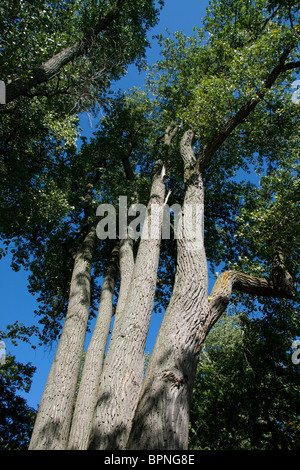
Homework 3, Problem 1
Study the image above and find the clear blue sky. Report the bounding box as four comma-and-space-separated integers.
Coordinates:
0, 0, 211, 410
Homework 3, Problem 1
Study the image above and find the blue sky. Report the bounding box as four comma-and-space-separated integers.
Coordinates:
0, 0, 211, 410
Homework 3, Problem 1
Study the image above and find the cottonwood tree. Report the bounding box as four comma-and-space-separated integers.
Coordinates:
0, 0, 162, 448
1, 0, 299, 450
0, 354, 36, 450
125, 1, 299, 450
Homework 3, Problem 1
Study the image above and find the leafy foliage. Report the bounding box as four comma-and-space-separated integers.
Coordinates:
0, 321, 40, 348
0, 354, 36, 450
0, 0, 299, 449
0, 0, 163, 240
0, 1, 163, 343
190, 303, 300, 450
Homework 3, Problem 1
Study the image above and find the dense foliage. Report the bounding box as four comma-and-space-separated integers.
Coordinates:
190, 299, 300, 450
0, 354, 36, 450
0, 0, 299, 450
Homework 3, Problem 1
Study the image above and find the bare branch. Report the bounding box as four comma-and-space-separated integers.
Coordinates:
206, 266, 294, 332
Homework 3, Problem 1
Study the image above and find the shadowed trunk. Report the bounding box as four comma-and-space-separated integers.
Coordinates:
5, 0, 125, 103
67, 242, 120, 450
29, 226, 97, 450
128, 131, 209, 450
89, 157, 167, 450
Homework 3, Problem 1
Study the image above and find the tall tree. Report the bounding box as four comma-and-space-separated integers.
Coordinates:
1, 0, 299, 450
126, 0, 300, 449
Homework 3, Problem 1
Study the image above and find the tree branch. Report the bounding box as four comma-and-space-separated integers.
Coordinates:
121, 123, 148, 181
180, 130, 196, 173
5, 0, 125, 104
281, 60, 300, 72
197, 45, 300, 172
164, 125, 178, 147
206, 267, 294, 331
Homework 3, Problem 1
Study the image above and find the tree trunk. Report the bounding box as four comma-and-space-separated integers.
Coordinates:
29, 226, 96, 450
67, 242, 120, 450
127, 133, 209, 450
89, 157, 167, 450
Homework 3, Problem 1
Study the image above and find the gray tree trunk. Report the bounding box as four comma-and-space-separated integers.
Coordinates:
29, 226, 96, 450
127, 131, 209, 450
25, 33, 299, 453
67, 242, 120, 450
89, 157, 167, 450
127, 124, 294, 449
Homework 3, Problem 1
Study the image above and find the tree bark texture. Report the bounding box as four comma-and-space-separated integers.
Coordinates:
29, 226, 97, 450
104, 237, 135, 356
128, 131, 209, 450
89, 158, 167, 450
67, 242, 120, 450
127, 222, 294, 449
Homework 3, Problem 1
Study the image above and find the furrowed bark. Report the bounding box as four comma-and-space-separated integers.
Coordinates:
5, 0, 125, 104
128, 243, 294, 449
128, 131, 209, 450
69, 143, 136, 450
78, 238, 135, 449
89, 128, 178, 450
67, 242, 120, 450
89, 159, 166, 450
112, 237, 135, 329
29, 226, 97, 450
127, 40, 300, 452
127, 130, 295, 450
126, 44, 300, 449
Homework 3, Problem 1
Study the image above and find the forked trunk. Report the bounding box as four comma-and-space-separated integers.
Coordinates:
128, 170, 209, 450
89, 159, 166, 450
